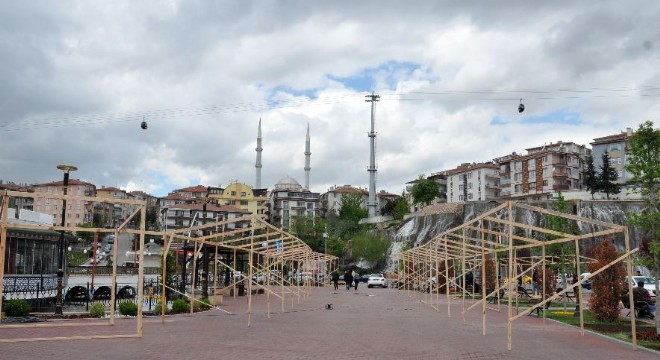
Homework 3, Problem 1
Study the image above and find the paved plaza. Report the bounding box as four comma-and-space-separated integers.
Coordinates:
1, 286, 658, 360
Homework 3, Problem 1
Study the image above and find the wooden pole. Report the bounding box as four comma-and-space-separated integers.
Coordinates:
624, 228, 637, 350
190, 241, 198, 315
247, 228, 254, 327
0, 195, 9, 318
445, 239, 450, 317
507, 201, 514, 351
481, 220, 486, 335
161, 234, 171, 324
137, 204, 146, 337
109, 230, 119, 325
213, 245, 218, 306
462, 228, 466, 324
575, 237, 584, 335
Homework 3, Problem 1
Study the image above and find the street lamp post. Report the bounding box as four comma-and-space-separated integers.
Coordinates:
55, 164, 77, 316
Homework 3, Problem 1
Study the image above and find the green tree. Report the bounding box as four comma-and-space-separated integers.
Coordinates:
392, 197, 410, 220
411, 175, 441, 206
598, 152, 620, 199
625, 121, 660, 319
338, 193, 368, 222
584, 154, 599, 199
290, 216, 325, 253
544, 192, 575, 288
351, 231, 391, 270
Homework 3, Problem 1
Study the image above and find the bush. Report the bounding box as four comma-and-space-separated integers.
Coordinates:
118, 302, 138, 316
171, 299, 190, 314
153, 300, 168, 315
193, 297, 212, 311
588, 239, 626, 322
4, 299, 31, 316
89, 302, 106, 318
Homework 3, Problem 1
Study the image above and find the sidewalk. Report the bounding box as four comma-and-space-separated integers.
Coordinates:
1, 286, 658, 360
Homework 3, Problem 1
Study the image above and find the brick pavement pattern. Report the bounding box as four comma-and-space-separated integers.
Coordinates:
1, 287, 658, 360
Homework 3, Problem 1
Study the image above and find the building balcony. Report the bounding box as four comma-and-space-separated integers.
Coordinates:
552, 172, 568, 178
552, 184, 569, 190
485, 183, 499, 189
485, 173, 499, 180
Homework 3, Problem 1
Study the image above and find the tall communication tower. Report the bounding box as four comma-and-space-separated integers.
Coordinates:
365, 92, 380, 218
255, 118, 263, 188
304, 123, 311, 190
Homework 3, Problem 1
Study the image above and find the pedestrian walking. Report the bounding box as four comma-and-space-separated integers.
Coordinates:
344, 269, 353, 291
331, 270, 340, 290
352, 269, 359, 290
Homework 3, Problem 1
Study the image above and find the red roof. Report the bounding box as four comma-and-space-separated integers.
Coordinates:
174, 185, 208, 193
445, 162, 498, 175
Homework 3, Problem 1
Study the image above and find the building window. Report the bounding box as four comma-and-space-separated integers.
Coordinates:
283, 201, 289, 209
514, 184, 522, 193
240, 200, 248, 205
241, 192, 246, 197
609, 157, 622, 165
459, 185, 463, 191
468, 193, 473, 200
514, 173, 522, 182
543, 167, 549, 176
529, 182, 536, 190
542, 156, 547, 163
231, 191, 236, 196
610, 143, 620, 152
543, 180, 548, 186
514, 161, 522, 170
528, 158, 536, 168
459, 195, 464, 201
566, 168, 572, 175
468, 183, 473, 189
529, 170, 536, 178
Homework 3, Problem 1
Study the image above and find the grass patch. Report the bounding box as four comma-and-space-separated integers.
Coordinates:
545, 310, 659, 350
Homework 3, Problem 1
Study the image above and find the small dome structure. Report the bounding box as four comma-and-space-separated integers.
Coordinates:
275, 176, 303, 191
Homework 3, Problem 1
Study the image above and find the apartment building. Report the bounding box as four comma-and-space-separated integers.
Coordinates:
404, 171, 448, 212
590, 128, 633, 184
446, 163, 500, 203
213, 182, 267, 219
162, 202, 251, 232
497, 141, 590, 200
32, 179, 96, 227
269, 176, 320, 231
0, 181, 34, 212
170, 185, 209, 200
96, 186, 133, 226
320, 185, 368, 217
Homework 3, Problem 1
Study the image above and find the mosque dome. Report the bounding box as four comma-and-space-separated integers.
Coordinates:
275, 176, 303, 191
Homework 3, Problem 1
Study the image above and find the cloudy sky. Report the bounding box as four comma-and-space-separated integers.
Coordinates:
1, 1, 659, 197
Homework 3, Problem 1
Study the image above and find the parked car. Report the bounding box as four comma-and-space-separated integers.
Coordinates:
628, 276, 657, 297
367, 274, 388, 288
579, 273, 592, 290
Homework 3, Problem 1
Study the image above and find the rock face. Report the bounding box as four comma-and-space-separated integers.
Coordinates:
387, 200, 647, 269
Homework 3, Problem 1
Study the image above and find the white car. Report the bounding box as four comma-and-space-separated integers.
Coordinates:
367, 274, 388, 288
629, 276, 657, 297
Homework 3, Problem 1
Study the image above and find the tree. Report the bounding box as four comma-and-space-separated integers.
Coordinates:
392, 197, 410, 220
544, 192, 575, 288
411, 175, 441, 206
625, 120, 660, 331
290, 216, 325, 253
598, 152, 621, 199
588, 240, 626, 322
584, 154, 599, 199
350, 231, 391, 270
338, 193, 368, 222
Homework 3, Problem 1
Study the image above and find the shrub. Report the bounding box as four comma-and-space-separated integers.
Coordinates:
153, 300, 168, 315
193, 297, 212, 311
89, 302, 106, 318
588, 239, 626, 322
171, 299, 190, 314
118, 302, 138, 316
4, 299, 31, 317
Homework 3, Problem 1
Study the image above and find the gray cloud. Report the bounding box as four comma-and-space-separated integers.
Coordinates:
1, 1, 659, 197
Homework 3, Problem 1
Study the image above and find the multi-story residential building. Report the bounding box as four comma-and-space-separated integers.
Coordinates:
404, 171, 448, 212
590, 128, 633, 184
320, 185, 368, 217
497, 141, 590, 200
96, 186, 132, 226
212, 182, 267, 219
162, 202, 251, 232
269, 176, 320, 231
170, 185, 209, 200
446, 163, 500, 203
32, 179, 96, 227
0, 181, 34, 212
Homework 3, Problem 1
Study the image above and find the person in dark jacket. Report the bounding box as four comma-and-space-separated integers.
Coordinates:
331, 270, 340, 290
344, 270, 353, 291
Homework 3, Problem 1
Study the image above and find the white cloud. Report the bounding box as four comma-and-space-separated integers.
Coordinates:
1, 1, 659, 198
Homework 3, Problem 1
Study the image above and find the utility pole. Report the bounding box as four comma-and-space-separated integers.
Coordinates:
365, 92, 380, 218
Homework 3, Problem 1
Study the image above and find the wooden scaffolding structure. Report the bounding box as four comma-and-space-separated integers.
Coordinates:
0, 190, 337, 342
396, 201, 641, 351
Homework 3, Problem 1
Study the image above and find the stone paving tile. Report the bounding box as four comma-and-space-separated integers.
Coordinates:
1, 287, 658, 360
